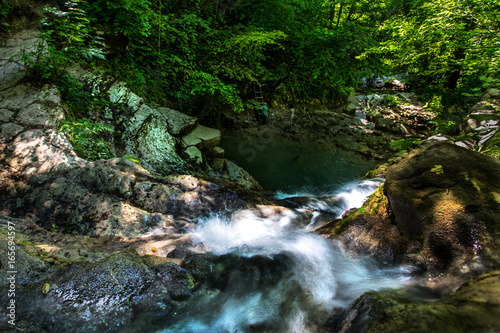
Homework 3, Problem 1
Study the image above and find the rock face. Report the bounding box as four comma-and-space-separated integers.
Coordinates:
333, 142, 500, 280
131, 111, 188, 174
69, 66, 260, 189
157, 106, 198, 136
182, 124, 221, 149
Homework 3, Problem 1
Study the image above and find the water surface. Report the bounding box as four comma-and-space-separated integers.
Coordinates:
220, 134, 377, 195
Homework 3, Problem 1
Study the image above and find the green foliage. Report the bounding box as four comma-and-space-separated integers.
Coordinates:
60, 118, 116, 161
27, 0, 497, 133
57, 75, 111, 120
124, 155, 140, 163
425, 95, 444, 115
430, 118, 457, 135
83, 0, 154, 41
41, 1, 106, 61
207, 28, 286, 82
482, 146, 500, 159
382, 95, 400, 108
390, 138, 422, 150
430, 164, 444, 175
367, 0, 500, 98
0, 0, 12, 19
481, 131, 500, 159
11, 1, 105, 84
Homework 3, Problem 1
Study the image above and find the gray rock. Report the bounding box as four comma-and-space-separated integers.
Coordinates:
481, 88, 500, 101
4, 129, 84, 182
17, 103, 64, 127
108, 81, 142, 110
157, 107, 197, 136
375, 118, 401, 134
182, 125, 221, 149
369, 270, 500, 333
0, 61, 25, 91
208, 146, 225, 158
0, 84, 39, 110
0, 250, 173, 333
225, 159, 262, 190
0, 233, 48, 286
209, 157, 225, 172
0, 30, 40, 91
0, 109, 14, 122
0, 123, 24, 140
184, 146, 203, 165
134, 115, 187, 174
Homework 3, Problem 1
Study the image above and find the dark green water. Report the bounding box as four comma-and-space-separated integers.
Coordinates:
220, 133, 378, 195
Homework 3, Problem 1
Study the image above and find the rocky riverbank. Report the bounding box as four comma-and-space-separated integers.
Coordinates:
2, 25, 500, 332
222, 88, 434, 161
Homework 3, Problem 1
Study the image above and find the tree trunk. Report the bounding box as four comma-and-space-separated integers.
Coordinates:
336, 3, 344, 28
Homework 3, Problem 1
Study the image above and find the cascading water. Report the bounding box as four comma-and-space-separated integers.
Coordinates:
131, 136, 429, 332
157, 179, 416, 333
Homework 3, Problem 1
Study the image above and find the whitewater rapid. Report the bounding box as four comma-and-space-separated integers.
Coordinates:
159, 179, 415, 332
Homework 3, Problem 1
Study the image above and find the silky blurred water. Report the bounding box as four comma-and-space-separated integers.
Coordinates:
159, 209, 414, 333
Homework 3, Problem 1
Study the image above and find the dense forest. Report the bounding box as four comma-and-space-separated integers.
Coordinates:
2, 0, 499, 132
1, 0, 500, 162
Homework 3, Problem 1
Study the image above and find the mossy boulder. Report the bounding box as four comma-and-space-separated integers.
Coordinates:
333, 142, 500, 278
385, 142, 500, 275
368, 270, 500, 333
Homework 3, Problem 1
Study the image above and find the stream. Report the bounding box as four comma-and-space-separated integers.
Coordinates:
144, 138, 429, 332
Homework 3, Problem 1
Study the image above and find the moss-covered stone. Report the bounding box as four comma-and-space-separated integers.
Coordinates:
368, 270, 500, 333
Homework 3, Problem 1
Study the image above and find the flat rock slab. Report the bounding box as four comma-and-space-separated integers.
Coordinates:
0, 122, 24, 140
182, 124, 221, 149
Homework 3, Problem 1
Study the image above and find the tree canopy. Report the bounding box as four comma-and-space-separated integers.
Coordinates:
3, 0, 499, 125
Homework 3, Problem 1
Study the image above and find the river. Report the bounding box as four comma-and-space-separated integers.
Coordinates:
147, 137, 426, 332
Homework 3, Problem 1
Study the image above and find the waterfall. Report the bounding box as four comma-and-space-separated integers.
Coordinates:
159, 179, 415, 333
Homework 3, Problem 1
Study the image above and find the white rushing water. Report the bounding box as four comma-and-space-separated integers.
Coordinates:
160, 179, 414, 333
275, 178, 384, 218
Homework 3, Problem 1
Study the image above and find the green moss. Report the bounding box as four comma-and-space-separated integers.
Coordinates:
186, 271, 196, 289
0, 226, 84, 266
335, 185, 387, 235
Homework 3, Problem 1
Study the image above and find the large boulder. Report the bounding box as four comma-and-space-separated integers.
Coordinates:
157, 107, 198, 136
333, 142, 500, 279
386, 143, 500, 274
0, 249, 194, 332
133, 113, 188, 174
224, 159, 263, 190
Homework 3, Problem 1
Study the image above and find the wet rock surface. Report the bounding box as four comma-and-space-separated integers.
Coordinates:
0, 250, 187, 332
